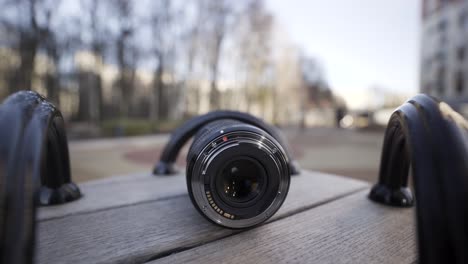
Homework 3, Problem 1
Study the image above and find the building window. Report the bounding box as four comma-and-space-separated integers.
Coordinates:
435, 50, 446, 62
437, 19, 448, 32
456, 72, 464, 95
437, 67, 445, 95
460, 11, 467, 29
457, 47, 465, 62
437, 19, 449, 47
423, 83, 432, 94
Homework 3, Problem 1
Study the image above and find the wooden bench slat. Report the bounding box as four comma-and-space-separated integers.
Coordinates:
36, 172, 367, 264
38, 173, 187, 221
149, 190, 417, 264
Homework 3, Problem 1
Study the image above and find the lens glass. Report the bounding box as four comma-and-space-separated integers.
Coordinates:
219, 158, 265, 203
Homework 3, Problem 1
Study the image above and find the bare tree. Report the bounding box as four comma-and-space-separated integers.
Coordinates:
76, 0, 108, 122
112, 0, 136, 118
300, 56, 331, 105
298, 56, 332, 128
0, 0, 331, 128
148, 0, 174, 121
181, 0, 204, 115
0, 0, 58, 93
203, 0, 234, 111
238, 0, 273, 117
83, 0, 107, 60
0, 0, 82, 107
41, 1, 73, 106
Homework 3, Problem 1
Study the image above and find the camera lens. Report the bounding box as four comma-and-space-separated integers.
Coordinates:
186, 120, 290, 229
218, 157, 266, 204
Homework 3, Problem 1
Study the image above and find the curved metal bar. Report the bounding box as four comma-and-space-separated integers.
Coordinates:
0, 91, 81, 264
369, 94, 468, 263
153, 110, 300, 175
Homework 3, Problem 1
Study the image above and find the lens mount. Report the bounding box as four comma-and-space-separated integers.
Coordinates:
187, 122, 290, 229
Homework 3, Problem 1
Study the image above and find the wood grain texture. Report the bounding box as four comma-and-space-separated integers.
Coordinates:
37, 170, 366, 221
150, 190, 417, 264
37, 172, 187, 221
36, 172, 368, 264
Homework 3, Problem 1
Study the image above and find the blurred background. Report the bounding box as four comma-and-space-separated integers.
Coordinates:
0, 0, 467, 183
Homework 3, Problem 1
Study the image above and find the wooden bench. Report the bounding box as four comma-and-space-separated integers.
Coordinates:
36, 170, 416, 264
3, 92, 466, 263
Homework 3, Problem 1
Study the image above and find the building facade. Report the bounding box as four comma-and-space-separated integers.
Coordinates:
421, 0, 468, 116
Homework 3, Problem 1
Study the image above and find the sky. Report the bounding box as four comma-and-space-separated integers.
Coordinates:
266, 0, 421, 100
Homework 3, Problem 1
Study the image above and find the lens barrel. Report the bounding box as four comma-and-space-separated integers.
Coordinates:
186, 120, 290, 229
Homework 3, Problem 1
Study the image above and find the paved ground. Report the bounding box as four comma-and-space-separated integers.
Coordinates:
69, 127, 385, 183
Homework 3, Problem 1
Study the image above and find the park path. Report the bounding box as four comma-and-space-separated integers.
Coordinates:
69, 128, 384, 183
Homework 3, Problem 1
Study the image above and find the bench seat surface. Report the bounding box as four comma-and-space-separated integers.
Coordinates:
36, 170, 416, 264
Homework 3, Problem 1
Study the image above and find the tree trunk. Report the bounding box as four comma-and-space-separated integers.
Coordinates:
78, 71, 102, 123
209, 79, 220, 110
117, 35, 130, 118
45, 73, 59, 106
157, 68, 166, 120
209, 33, 223, 110
9, 34, 38, 92
45, 41, 60, 107
150, 60, 164, 121
271, 84, 278, 125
